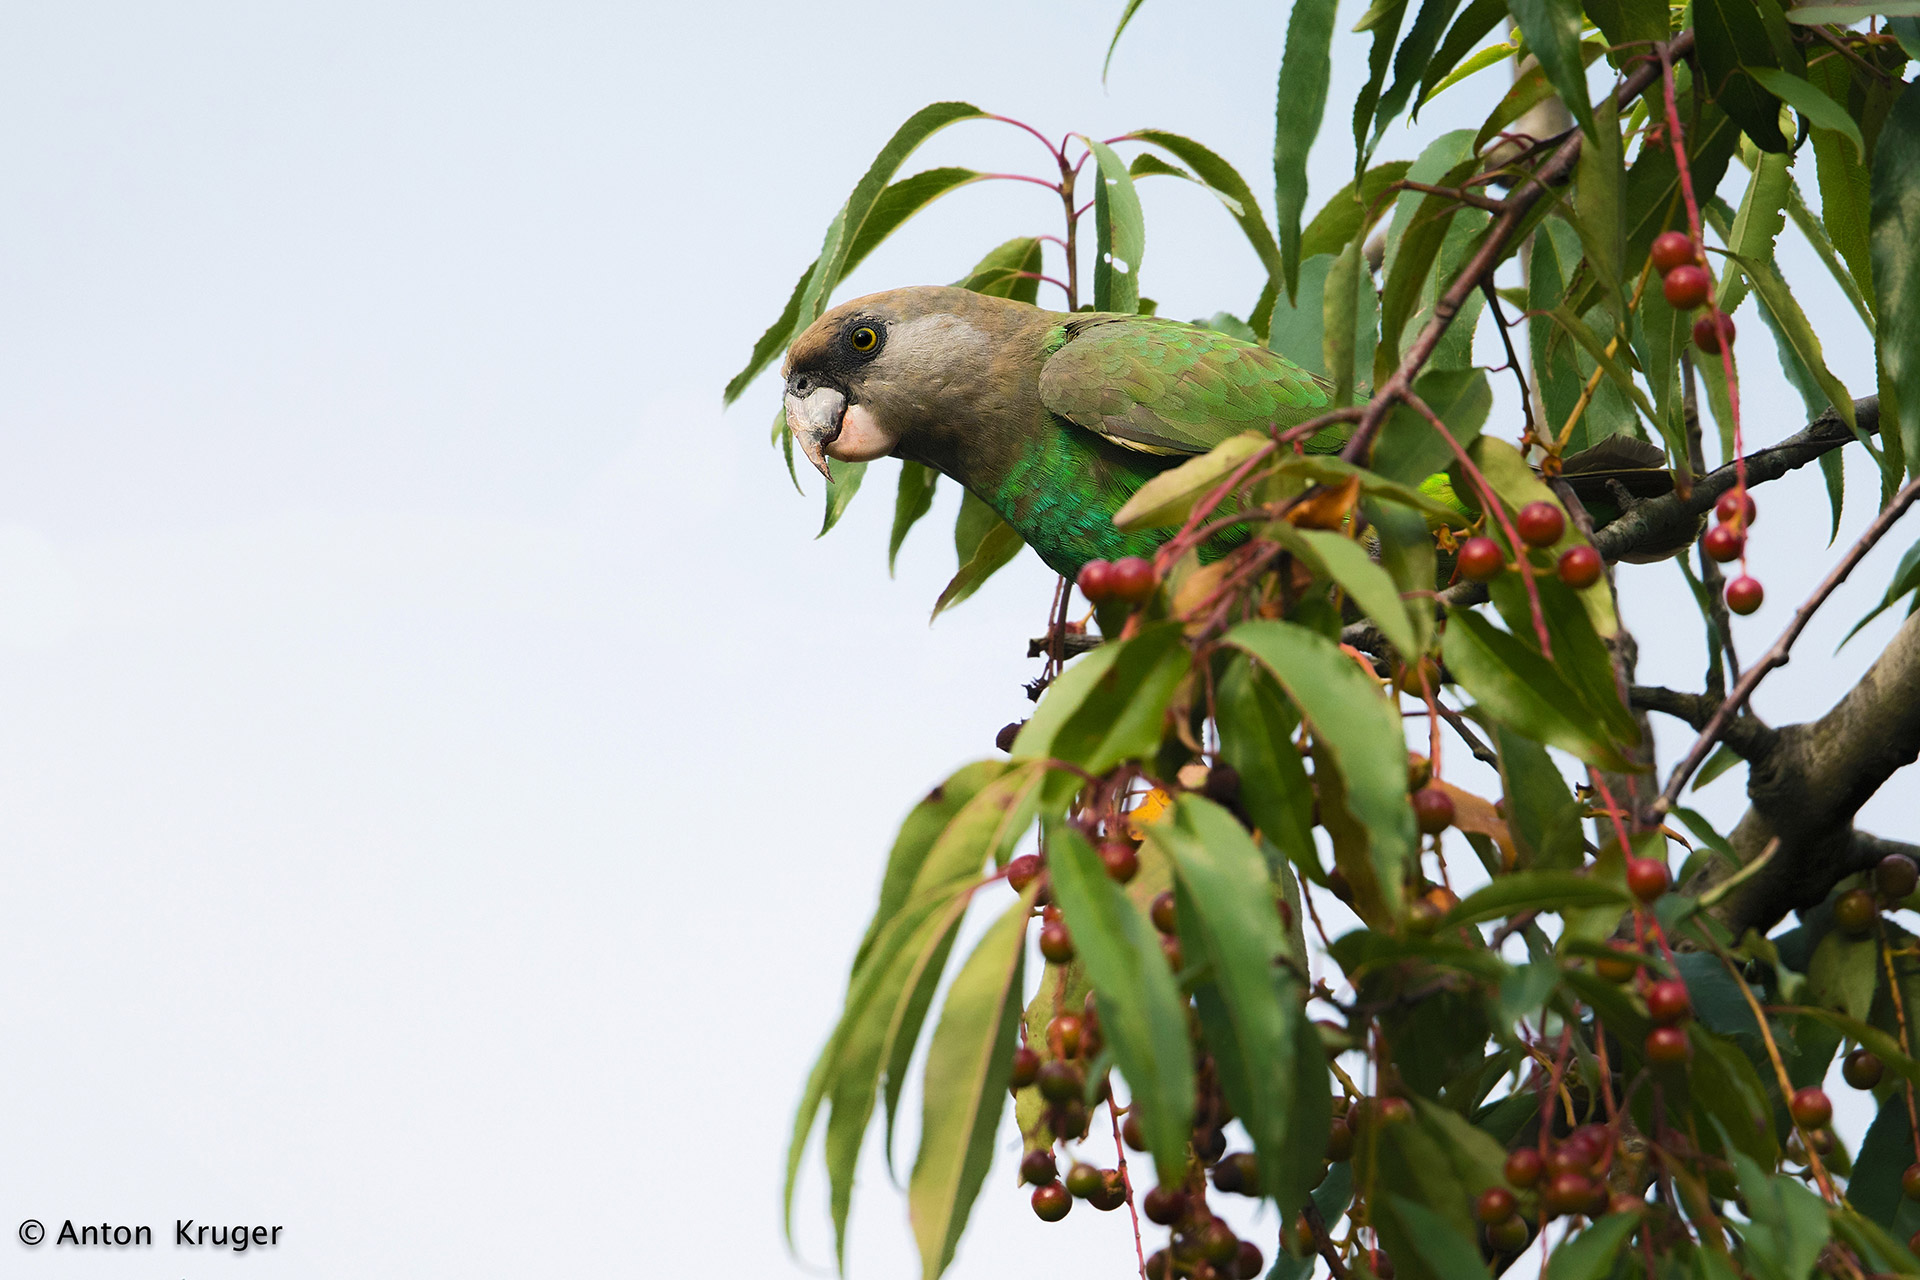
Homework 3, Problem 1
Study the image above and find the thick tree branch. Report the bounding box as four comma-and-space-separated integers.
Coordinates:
1594, 397, 1880, 564
1629, 685, 1778, 762
1695, 607, 1920, 935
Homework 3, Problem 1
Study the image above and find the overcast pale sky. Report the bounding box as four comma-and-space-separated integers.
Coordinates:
0, 3, 1909, 1277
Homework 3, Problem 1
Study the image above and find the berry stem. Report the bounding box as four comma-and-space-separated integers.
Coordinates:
1873, 915, 1920, 1169
1710, 947, 1838, 1202
1654, 473, 1920, 814
1107, 1103, 1148, 1280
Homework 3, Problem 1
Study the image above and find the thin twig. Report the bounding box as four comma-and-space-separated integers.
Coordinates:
1655, 474, 1920, 813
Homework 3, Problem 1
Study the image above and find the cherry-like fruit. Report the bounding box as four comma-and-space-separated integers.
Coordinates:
1031, 1181, 1072, 1221
1692, 312, 1736, 354
1877, 854, 1919, 901
1516, 501, 1566, 548
1076, 560, 1114, 603
1790, 1086, 1832, 1129
1150, 891, 1177, 935
1646, 979, 1691, 1025
1626, 856, 1671, 904
1716, 489, 1756, 529
1477, 1187, 1518, 1224
1142, 1186, 1188, 1225
1645, 1025, 1690, 1065
1835, 887, 1878, 937
1457, 535, 1505, 582
1650, 231, 1696, 274
1702, 523, 1744, 563
1010, 1045, 1041, 1089
1020, 1148, 1059, 1185
1504, 1147, 1544, 1189
1039, 921, 1075, 964
1663, 264, 1712, 309
1411, 786, 1455, 835
1726, 575, 1764, 615
1099, 842, 1139, 883
1844, 1047, 1885, 1089
1007, 853, 1042, 892
1557, 544, 1603, 588
1109, 556, 1157, 603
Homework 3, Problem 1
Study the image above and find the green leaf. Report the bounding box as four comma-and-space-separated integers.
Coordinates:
908, 890, 1032, 1280
1371, 0, 1466, 147
1102, 0, 1150, 79
848, 167, 988, 270
1222, 620, 1416, 919
1088, 138, 1146, 315
1874, 80, 1920, 481
1299, 161, 1412, 262
855, 760, 1015, 971
1113, 433, 1270, 530
1214, 659, 1319, 878
1352, 0, 1410, 163
1324, 239, 1364, 406
1694, 0, 1792, 153
1415, 0, 1508, 116
729, 104, 987, 404
954, 235, 1044, 304
1494, 725, 1586, 869
1485, 574, 1638, 746
1851, 1092, 1920, 1229
1750, 67, 1866, 162
1133, 131, 1279, 317
1445, 871, 1629, 928
1150, 796, 1328, 1210
1584, 0, 1670, 49
1546, 1214, 1641, 1280
1046, 823, 1195, 1186
1507, 0, 1596, 139
1375, 131, 1477, 382
1442, 610, 1635, 770
1725, 1146, 1831, 1280
1267, 0, 1339, 296
1275, 525, 1422, 659
931, 493, 1025, 620
1367, 498, 1437, 657
1370, 367, 1490, 487
1788, 0, 1920, 19
820, 460, 867, 537
1382, 1194, 1497, 1280
1470, 435, 1620, 637
1692, 743, 1745, 790
1843, 537, 1920, 646
1807, 928, 1879, 1022
889, 462, 940, 574
1013, 621, 1191, 775
1270, 253, 1336, 375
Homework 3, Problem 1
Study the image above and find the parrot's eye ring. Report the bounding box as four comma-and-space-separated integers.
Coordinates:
848, 325, 881, 354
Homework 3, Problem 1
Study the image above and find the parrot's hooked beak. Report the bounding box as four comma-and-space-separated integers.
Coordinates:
785, 385, 846, 481
785, 384, 901, 480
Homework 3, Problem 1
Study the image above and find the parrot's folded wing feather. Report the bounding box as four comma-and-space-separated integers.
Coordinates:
1038, 315, 1333, 456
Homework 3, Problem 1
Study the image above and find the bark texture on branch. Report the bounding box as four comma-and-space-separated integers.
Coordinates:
1693, 606, 1920, 935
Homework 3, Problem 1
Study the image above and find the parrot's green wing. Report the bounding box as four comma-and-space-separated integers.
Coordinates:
1038, 315, 1335, 456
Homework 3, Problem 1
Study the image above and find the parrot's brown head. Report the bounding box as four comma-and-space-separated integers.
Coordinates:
781, 286, 1037, 480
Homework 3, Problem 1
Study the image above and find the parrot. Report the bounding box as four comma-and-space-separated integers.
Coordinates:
780, 285, 1675, 579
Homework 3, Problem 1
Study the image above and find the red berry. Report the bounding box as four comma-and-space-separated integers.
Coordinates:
1233, 1241, 1264, 1280
1726, 575, 1764, 615
1835, 887, 1878, 937
1715, 489, 1756, 529
1626, 856, 1671, 904
1663, 264, 1712, 309
1109, 556, 1157, 603
1150, 891, 1177, 935
1039, 920, 1075, 964
1065, 1162, 1106, 1199
1160, 933, 1185, 971
1645, 1025, 1690, 1065
1878, 854, 1919, 901
1457, 535, 1505, 582
1031, 1181, 1072, 1221
1486, 1215, 1530, 1253
1790, 1086, 1832, 1129
1702, 523, 1744, 563
1505, 1147, 1544, 1189
1646, 979, 1691, 1025
1366, 1248, 1396, 1280
1076, 559, 1115, 602
1048, 1013, 1083, 1059
1006, 853, 1042, 892
1325, 1117, 1354, 1162
1122, 1113, 1147, 1151
1903, 1162, 1920, 1200
1411, 785, 1455, 835
1595, 943, 1640, 983
1091, 1171, 1128, 1211
996, 720, 1024, 752
1098, 842, 1139, 883
1146, 1251, 1171, 1280
1477, 1187, 1518, 1224
1650, 231, 1696, 274
1142, 1186, 1188, 1225
1020, 1147, 1059, 1185
1516, 501, 1566, 548
1200, 1219, 1239, 1263
1010, 1046, 1041, 1089
1844, 1047, 1884, 1089
1544, 1171, 1596, 1216
1557, 544, 1603, 588
1693, 312, 1736, 353
1546, 1144, 1592, 1178
1037, 1060, 1084, 1104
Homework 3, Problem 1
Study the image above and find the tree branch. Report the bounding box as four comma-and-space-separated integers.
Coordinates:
1594, 397, 1880, 564
1629, 685, 1779, 762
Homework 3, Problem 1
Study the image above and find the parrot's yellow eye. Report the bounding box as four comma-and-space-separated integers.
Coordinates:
849, 325, 879, 353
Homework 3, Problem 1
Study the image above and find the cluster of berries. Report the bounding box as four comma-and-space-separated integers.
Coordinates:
1650, 231, 1735, 352
1498, 1124, 1633, 1233
1077, 556, 1158, 605
1701, 488, 1765, 615
1455, 500, 1600, 590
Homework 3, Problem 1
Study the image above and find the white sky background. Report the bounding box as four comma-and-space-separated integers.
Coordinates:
0, 2, 1911, 1277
